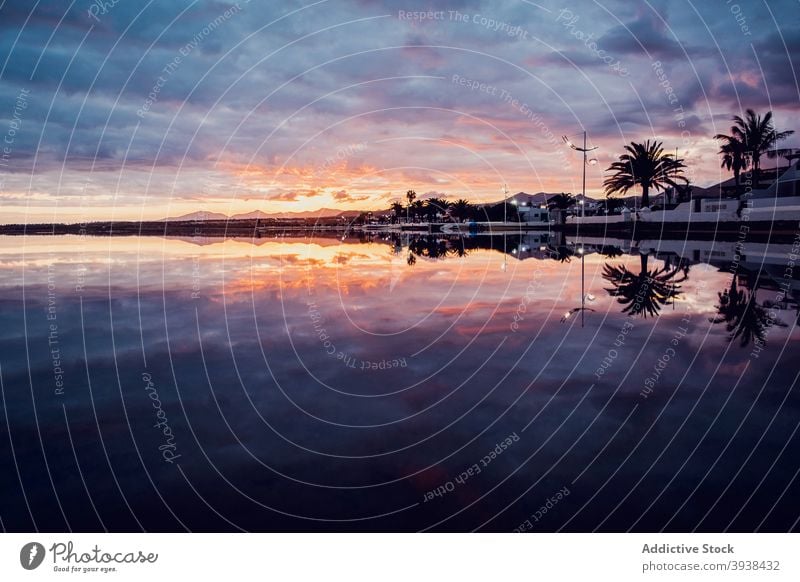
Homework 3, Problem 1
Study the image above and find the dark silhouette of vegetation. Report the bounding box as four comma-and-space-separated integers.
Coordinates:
410, 199, 425, 221
481, 202, 521, 222
547, 193, 576, 210
447, 238, 471, 258
397, 234, 520, 265
727, 109, 794, 189
711, 273, 787, 347
425, 197, 450, 221
602, 253, 687, 318
604, 140, 688, 207
391, 201, 404, 220
450, 199, 473, 222
600, 245, 625, 259
548, 245, 574, 263
546, 193, 575, 225
406, 189, 416, 222
714, 132, 749, 194
598, 197, 627, 213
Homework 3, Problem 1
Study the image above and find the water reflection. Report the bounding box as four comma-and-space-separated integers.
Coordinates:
602, 254, 687, 319
712, 271, 789, 347
0, 234, 798, 532
379, 231, 800, 349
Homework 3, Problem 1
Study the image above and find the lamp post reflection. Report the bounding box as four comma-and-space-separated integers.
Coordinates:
559, 241, 595, 327
502, 234, 507, 271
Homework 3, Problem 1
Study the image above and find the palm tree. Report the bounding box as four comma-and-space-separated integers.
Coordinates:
711, 273, 787, 347
450, 198, 472, 222
547, 193, 575, 210
411, 199, 425, 222
547, 193, 575, 225
390, 202, 404, 223
714, 132, 749, 194
425, 197, 450, 221
730, 109, 794, 189
600, 197, 627, 213
602, 253, 687, 318
604, 140, 688, 208
405, 189, 416, 222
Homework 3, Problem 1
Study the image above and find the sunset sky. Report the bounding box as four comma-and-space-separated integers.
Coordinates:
0, 0, 798, 223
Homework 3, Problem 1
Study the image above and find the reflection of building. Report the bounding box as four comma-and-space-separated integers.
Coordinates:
636, 238, 800, 313
506, 232, 554, 260
568, 236, 633, 254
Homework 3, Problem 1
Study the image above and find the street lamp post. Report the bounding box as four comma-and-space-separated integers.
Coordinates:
562, 131, 599, 220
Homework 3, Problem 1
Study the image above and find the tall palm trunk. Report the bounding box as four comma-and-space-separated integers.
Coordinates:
641, 184, 650, 207
752, 154, 761, 189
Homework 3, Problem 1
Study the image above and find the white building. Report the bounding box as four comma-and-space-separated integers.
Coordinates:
507, 193, 551, 223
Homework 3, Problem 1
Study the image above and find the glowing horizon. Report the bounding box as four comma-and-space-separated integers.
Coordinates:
1, 1, 797, 224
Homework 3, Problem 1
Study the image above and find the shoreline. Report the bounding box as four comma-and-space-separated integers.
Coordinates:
1, 219, 797, 243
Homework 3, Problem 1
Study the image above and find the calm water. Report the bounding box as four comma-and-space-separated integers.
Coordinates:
1, 232, 799, 532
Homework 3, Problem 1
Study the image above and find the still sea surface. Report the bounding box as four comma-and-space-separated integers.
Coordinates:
1, 232, 798, 531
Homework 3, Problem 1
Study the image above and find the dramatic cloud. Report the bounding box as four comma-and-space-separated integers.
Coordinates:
0, 0, 798, 221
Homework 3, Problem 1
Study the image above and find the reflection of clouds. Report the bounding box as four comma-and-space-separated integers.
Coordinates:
2, 235, 800, 530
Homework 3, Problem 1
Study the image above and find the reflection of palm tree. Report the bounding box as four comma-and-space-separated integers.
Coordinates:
600, 245, 624, 259
548, 245, 574, 263
390, 237, 403, 255
711, 274, 787, 347
602, 253, 687, 318
447, 239, 470, 258
397, 235, 478, 265
407, 236, 449, 260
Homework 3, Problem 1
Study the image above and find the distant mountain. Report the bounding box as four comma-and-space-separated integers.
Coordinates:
161, 211, 229, 222
229, 210, 273, 220
231, 208, 365, 220
162, 208, 368, 222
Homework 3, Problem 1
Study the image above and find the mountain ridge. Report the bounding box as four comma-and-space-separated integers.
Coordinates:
160, 192, 614, 222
